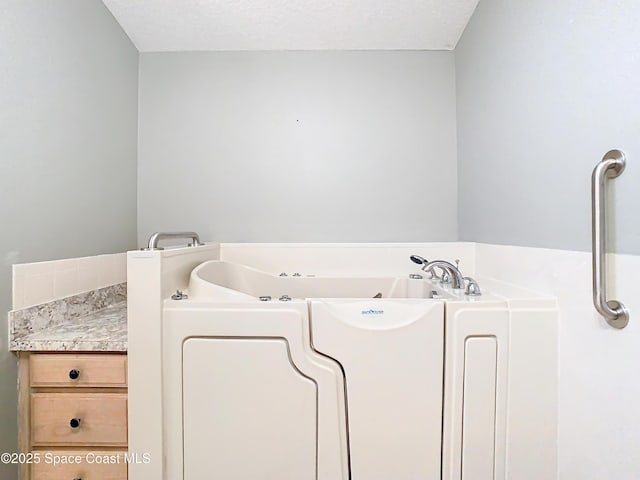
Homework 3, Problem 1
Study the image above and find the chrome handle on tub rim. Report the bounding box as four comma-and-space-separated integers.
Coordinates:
591, 149, 629, 329
143, 232, 204, 251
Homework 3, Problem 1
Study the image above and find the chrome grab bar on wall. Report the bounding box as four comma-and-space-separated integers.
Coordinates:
591, 149, 629, 329
143, 231, 204, 251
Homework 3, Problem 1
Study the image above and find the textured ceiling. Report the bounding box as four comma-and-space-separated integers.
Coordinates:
101, 0, 480, 52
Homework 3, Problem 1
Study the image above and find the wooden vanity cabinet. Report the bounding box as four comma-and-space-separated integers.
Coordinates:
18, 352, 128, 480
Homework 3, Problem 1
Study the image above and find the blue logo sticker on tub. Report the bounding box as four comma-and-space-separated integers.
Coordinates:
361, 309, 384, 315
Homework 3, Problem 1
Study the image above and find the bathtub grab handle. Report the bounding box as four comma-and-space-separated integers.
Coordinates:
591, 149, 629, 328
144, 231, 204, 251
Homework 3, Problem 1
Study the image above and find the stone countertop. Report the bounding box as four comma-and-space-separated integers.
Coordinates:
9, 284, 127, 352
10, 302, 127, 352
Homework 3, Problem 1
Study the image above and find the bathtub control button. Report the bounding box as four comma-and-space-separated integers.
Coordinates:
259, 296, 272, 302
279, 273, 288, 277
293, 273, 301, 277
279, 295, 292, 301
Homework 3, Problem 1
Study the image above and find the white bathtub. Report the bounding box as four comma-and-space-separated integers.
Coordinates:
189, 260, 445, 300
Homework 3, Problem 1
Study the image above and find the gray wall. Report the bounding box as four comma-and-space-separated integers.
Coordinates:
138, 51, 457, 244
456, 0, 640, 254
0, 1, 138, 474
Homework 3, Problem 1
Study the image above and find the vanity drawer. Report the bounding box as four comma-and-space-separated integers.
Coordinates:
31, 393, 127, 446
31, 451, 127, 480
30, 354, 127, 387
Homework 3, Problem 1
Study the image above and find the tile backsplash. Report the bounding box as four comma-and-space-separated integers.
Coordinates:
12, 253, 126, 309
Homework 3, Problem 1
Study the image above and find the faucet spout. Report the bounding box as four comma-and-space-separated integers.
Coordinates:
422, 260, 465, 289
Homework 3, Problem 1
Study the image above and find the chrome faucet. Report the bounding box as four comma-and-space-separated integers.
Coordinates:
410, 255, 465, 289
423, 260, 465, 289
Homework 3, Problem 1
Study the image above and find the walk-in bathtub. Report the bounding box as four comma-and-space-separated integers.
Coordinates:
127, 244, 558, 480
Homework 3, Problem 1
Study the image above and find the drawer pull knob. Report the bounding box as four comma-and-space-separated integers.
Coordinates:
68, 369, 80, 380
69, 418, 82, 429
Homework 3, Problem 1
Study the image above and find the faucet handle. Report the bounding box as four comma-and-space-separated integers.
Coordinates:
440, 270, 451, 284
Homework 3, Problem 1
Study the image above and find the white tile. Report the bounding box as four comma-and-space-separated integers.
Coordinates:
53, 267, 79, 299
77, 256, 103, 292
14, 253, 128, 307
18, 260, 55, 278
23, 272, 54, 307
100, 253, 127, 287
12, 266, 25, 310
111, 253, 128, 284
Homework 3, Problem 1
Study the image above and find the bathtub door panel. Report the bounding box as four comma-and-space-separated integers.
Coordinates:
310, 299, 444, 480
461, 337, 497, 480
442, 308, 509, 480
182, 338, 317, 480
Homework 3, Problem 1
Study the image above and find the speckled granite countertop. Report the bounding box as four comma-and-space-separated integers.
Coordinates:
9, 284, 127, 352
